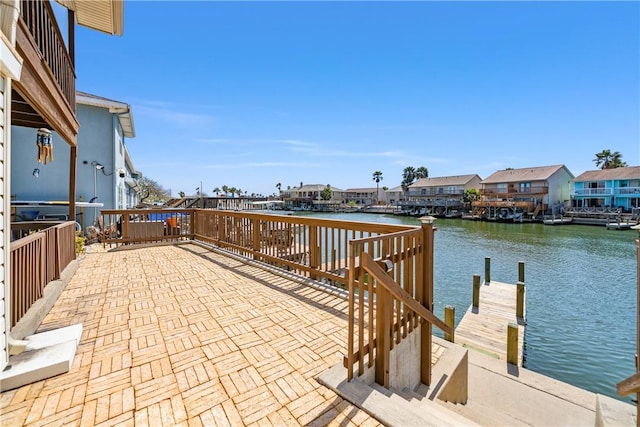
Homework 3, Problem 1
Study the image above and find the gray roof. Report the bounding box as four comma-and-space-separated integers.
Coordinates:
574, 166, 640, 182
482, 165, 572, 184
410, 174, 481, 188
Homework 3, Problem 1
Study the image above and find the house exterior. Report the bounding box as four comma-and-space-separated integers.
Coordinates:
343, 187, 386, 206
473, 165, 574, 220
1, 0, 124, 375
282, 184, 344, 210
407, 174, 482, 215
385, 185, 404, 206
571, 166, 640, 212
11, 91, 139, 230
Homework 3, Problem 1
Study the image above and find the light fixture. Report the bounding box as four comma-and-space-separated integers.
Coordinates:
420, 215, 436, 225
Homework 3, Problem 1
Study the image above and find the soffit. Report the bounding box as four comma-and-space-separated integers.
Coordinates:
55, 0, 124, 36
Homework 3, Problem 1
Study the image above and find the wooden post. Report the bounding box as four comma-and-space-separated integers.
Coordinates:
444, 305, 455, 342
507, 323, 518, 365
252, 218, 261, 260
472, 274, 481, 309
420, 216, 436, 386
485, 257, 491, 284
309, 225, 319, 280
516, 281, 525, 320
518, 261, 525, 283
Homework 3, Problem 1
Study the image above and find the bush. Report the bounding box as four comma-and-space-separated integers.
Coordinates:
75, 231, 86, 256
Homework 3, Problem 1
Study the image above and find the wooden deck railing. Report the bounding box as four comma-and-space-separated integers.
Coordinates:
102, 208, 448, 388
101, 209, 416, 288
344, 219, 450, 388
9, 221, 76, 327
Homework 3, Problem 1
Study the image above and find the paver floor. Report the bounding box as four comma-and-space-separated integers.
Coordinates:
1, 244, 383, 426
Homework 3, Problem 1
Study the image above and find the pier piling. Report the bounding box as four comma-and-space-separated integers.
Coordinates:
516, 281, 525, 320
507, 323, 519, 365
444, 305, 455, 342
472, 274, 481, 309
485, 257, 491, 283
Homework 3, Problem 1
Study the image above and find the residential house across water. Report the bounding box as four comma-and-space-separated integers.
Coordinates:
401, 174, 483, 217
472, 164, 574, 221
282, 184, 345, 211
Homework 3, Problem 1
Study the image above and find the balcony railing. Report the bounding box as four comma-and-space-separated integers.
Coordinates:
572, 187, 640, 196
480, 186, 548, 197
10, 221, 76, 327
19, 0, 75, 110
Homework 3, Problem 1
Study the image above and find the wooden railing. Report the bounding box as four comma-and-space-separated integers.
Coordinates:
19, 0, 75, 110
9, 221, 76, 327
101, 209, 416, 288
480, 186, 548, 197
101, 208, 447, 388
345, 220, 450, 388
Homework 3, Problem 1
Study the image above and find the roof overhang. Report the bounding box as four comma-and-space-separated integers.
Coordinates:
55, 0, 124, 36
76, 92, 135, 138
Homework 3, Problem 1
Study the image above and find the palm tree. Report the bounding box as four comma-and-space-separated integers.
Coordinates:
372, 171, 383, 204
594, 149, 627, 169
401, 166, 416, 199
415, 166, 429, 179
221, 185, 229, 197
213, 187, 221, 196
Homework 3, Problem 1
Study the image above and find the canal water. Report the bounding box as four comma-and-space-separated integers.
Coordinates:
298, 212, 637, 403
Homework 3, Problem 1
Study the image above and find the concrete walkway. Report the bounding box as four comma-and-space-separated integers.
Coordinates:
1, 244, 383, 426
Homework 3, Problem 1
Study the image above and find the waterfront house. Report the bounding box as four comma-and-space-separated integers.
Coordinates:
473, 164, 574, 220
1, 0, 124, 382
282, 183, 344, 210
386, 185, 404, 205
342, 187, 385, 206
12, 91, 140, 230
571, 166, 640, 213
408, 174, 482, 216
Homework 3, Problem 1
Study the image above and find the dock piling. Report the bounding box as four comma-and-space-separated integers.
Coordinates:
472, 275, 481, 309
444, 305, 455, 342
507, 323, 519, 365
516, 281, 525, 320
518, 261, 525, 283
485, 257, 491, 283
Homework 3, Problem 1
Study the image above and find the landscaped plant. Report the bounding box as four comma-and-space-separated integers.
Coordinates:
75, 231, 86, 256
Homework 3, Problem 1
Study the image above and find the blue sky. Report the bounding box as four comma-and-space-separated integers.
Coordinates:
71, 1, 639, 197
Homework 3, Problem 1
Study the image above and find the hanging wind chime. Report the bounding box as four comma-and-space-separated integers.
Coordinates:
34, 128, 53, 177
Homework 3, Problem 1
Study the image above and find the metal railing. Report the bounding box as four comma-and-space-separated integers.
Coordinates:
10, 221, 76, 327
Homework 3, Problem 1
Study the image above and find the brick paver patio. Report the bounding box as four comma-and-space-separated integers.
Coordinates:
1, 243, 382, 426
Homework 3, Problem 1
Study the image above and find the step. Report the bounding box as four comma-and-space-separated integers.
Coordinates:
318, 363, 479, 426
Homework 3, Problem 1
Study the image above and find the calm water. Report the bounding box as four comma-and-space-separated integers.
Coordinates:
298, 212, 638, 403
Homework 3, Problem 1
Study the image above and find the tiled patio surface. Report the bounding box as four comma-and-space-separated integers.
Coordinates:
1, 243, 383, 426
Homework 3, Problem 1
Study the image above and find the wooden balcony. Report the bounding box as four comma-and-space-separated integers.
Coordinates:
480, 185, 548, 199
12, 0, 78, 146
